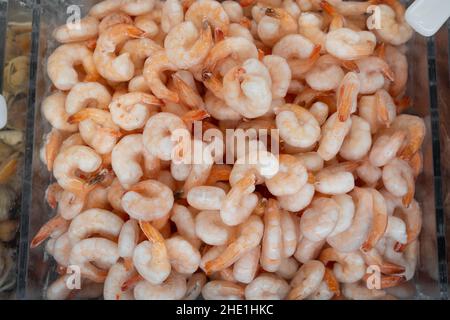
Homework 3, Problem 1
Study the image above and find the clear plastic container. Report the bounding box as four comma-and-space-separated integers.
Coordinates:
11, 0, 450, 299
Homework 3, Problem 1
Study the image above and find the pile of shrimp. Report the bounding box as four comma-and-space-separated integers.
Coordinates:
32, 0, 425, 300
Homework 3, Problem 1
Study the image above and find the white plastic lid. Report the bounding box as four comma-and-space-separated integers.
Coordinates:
405, 0, 450, 37
0, 95, 7, 130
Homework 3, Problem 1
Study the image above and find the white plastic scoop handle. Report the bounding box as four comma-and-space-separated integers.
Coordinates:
405, 0, 450, 37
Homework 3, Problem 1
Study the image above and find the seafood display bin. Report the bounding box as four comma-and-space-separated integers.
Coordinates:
8, 0, 450, 299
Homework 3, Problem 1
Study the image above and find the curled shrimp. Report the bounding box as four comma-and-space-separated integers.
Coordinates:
339, 115, 372, 161
384, 45, 408, 97
68, 108, 121, 155
317, 112, 352, 161
118, 219, 140, 264
288, 260, 325, 300
65, 82, 112, 115
195, 210, 235, 246
272, 34, 320, 78
143, 112, 189, 161
165, 20, 213, 69
171, 204, 201, 248
98, 12, 133, 34
245, 273, 290, 300
391, 114, 426, 161
47, 44, 98, 90
53, 16, 98, 43
361, 189, 388, 252
134, 272, 187, 300
143, 50, 179, 102
233, 245, 261, 284
294, 235, 325, 264
161, 0, 184, 33
305, 55, 345, 91
109, 92, 161, 131
336, 72, 360, 122
278, 182, 315, 212
314, 162, 356, 195
187, 186, 226, 211
298, 12, 327, 49
300, 197, 340, 242
30, 215, 69, 248
265, 154, 308, 196
119, 38, 162, 72
134, 14, 159, 38
93, 24, 144, 82
185, 0, 230, 35
325, 28, 376, 60
204, 91, 242, 121
204, 215, 264, 273
222, 59, 272, 119
369, 130, 406, 167
121, 180, 174, 221
69, 237, 119, 283
327, 187, 373, 252
134, 221, 171, 284
184, 272, 207, 300
257, 7, 297, 46
382, 158, 414, 207
342, 282, 386, 300
166, 235, 201, 274
104, 262, 135, 300
393, 199, 422, 252
89, 0, 155, 18
319, 247, 366, 283
112, 134, 160, 188
202, 280, 245, 300
262, 55, 292, 99
220, 175, 259, 226
275, 104, 321, 149
373, 2, 413, 46
42, 92, 78, 133
356, 57, 394, 94
53, 145, 102, 197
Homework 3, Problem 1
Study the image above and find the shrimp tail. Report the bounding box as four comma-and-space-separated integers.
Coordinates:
337, 73, 359, 122
121, 273, 143, 292
45, 131, 63, 171
380, 261, 405, 275
324, 268, 341, 297
181, 109, 210, 123
126, 25, 145, 39
138, 220, 165, 244
204, 242, 242, 274
394, 96, 411, 114
206, 164, 232, 185
30, 215, 67, 248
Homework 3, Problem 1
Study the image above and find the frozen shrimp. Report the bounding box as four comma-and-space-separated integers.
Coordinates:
327, 187, 373, 252
53, 16, 98, 44
275, 104, 321, 149
382, 158, 414, 207
121, 180, 174, 221
336, 72, 360, 121
342, 282, 386, 300
266, 154, 307, 196
222, 0, 244, 23
384, 45, 408, 97
391, 114, 426, 161
328, 193, 355, 237
317, 112, 352, 161
202, 280, 245, 300
233, 245, 261, 284
166, 235, 201, 274
220, 175, 259, 226
280, 210, 298, 258
134, 221, 171, 284
288, 260, 325, 300
93, 24, 144, 82
325, 28, 376, 60
294, 152, 324, 172
98, 12, 133, 34
49, 233, 72, 267
204, 91, 242, 121
260, 199, 283, 272
277, 183, 315, 212
305, 55, 345, 91
394, 200, 422, 251
69, 237, 119, 283
298, 12, 327, 49
53, 145, 102, 197
356, 57, 394, 94
68, 208, 123, 243
374, 3, 413, 46
294, 235, 325, 264
42, 92, 78, 132
272, 34, 319, 78
339, 116, 372, 161
222, 59, 272, 119
104, 262, 135, 300
262, 55, 292, 99
57, 190, 85, 220
161, 0, 184, 33
356, 160, 382, 186
46, 275, 73, 300
170, 204, 201, 248
143, 112, 189, 161
245, 273, 290, 300
187, 186, 226, 211
369, 131, 406, 167
109, 92, 161, 131
68, 108, 121, 155
204, 215, 264, 273
118, 219, 140, 263
360, 189, 388, 251
195, 210, 235, 246
119, 38, 162, 72
65, 82, 112, 115
89, 0, 155, 18
165, 21, 213, 70
47, 43, 98, 90
107, 178, 127, 212
300, 197, 340, 242
319, 248, 366, 283
276, 257, 299, 280
134, 272, 187, 300
384, 215, 407, 245
257, 7, 298, 46
314, 162, 356, 195
134, 14, 159, 38
185, 0, 230, 35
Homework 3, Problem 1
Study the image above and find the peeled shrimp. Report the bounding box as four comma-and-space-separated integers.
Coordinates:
161, 0, 184, 33
104, 262, 135, 300
233, 245, 261, 284
195, 210, 235, 246
89, 0, 155, 18
185, 0, 230, 35
317, 112, 352, 161
53, 16, 98, 43
257, 7, 297, 46
374, 3, 413, 46
134, 272, 187, 300
42, 92, 78, 132
245, 273, 290, 300
288, 260, 325, 300
325, 28, 376, 60
65, 82, 111, 115
339, 115, 372, 161
261, 199, 283, 272
319, 248, 365, 283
